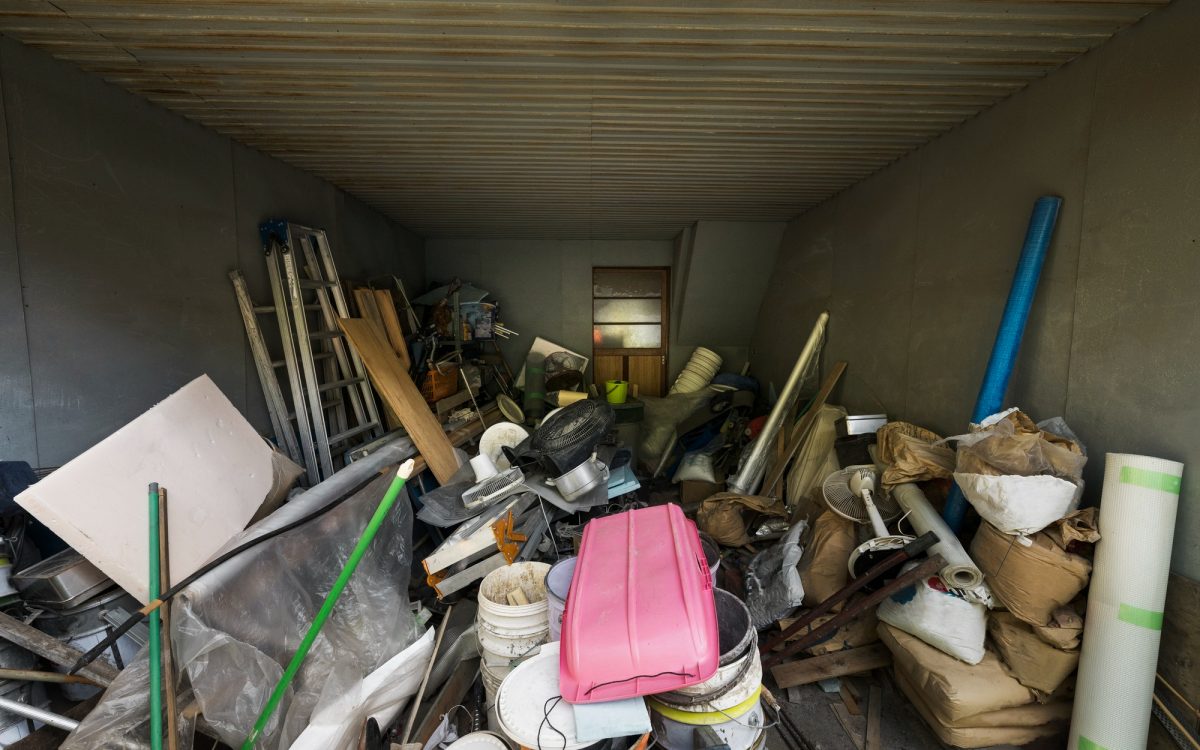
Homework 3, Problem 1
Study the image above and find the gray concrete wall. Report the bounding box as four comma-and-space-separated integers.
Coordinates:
424, 238, 673, 373
750, 0, 1200, 580
0, 37, 424, 466
672, 220, 785, 378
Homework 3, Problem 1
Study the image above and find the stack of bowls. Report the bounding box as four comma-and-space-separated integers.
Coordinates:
669, 348, 723, 394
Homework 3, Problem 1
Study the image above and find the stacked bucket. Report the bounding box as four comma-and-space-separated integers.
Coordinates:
476, 562, 551, 730
647, 590, 766, 750
669, 347, 723, 394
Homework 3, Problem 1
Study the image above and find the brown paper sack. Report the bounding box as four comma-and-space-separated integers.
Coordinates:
797, 510, 857, 607
970, 522, 1091, 626
696, 492, 788, 547
987, 612, 1079, 694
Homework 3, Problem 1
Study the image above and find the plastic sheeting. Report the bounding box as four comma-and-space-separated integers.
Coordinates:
1069, 453, 1184, 750
744, 521, 807, 629
63, 471, 422, 750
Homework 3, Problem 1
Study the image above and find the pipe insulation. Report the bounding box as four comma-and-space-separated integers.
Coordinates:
889, 483, 984, 590
943, 196, 1062, 531
1069, 453, 1184, 750
728, 311, 828, 495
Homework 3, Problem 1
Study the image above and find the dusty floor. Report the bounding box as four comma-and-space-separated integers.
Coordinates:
765, 678, 1069, 750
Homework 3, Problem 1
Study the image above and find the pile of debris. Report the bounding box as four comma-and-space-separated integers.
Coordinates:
0, 226, 1187, 750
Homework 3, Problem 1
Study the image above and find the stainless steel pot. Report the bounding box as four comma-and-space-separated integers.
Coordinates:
547, 456, 610, 503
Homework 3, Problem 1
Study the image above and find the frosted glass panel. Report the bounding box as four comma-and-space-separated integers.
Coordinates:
593, 299, 661, 323
592, 324, 662, 349
593, 269, 662, 298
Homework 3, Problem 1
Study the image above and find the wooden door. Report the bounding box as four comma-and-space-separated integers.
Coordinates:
592, 267, 669, 397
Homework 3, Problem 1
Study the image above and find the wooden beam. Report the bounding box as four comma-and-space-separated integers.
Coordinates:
339, 318, 460, 484
0, 611, 119, 686
865, 685, 882, 750
770, 643, 891, 689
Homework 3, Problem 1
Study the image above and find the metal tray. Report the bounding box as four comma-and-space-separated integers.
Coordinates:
12, 549, 112, 609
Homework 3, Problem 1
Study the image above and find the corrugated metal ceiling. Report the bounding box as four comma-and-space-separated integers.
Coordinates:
0, 1, 1167, 238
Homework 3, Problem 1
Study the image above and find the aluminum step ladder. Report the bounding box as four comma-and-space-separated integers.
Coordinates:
229, 268, 307, 474
260, 221, 384, 481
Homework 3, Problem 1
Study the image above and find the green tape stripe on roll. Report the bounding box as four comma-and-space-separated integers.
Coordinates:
1118, 603, 1164, 630
1119, 466, 1182, 494
1078, 737, 1107, 750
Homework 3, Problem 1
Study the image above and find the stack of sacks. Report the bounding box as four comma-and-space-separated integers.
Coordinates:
972, 510, 1097, 696
879, 624, 1071, 748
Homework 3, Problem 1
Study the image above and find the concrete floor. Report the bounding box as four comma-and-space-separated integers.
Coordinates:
765, 677, 1069, 750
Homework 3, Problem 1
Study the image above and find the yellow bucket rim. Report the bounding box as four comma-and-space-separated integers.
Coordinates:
647, 685, 762, 725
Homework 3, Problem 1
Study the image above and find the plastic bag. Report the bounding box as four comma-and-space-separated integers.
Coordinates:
638, 390, 714, 470
64, 471, 422, 750
877, 562, 988, 664
783, 404, 846, 508
744, 521, 808, 629
953, 410, 1087, 535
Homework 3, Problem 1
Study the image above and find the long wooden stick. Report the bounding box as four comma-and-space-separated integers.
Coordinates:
762, 361, 847, 497
159, 488, 179, 750
400, 603, 454, 744
0, 668, 99, 685
0, 612, 118, 686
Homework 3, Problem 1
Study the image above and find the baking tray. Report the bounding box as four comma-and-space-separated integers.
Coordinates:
12, 549, 112, 609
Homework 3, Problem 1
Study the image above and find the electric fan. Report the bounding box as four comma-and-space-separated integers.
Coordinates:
820, 466, 913, 585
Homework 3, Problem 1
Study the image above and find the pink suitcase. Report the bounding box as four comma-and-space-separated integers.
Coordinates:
558, 503, 719, 703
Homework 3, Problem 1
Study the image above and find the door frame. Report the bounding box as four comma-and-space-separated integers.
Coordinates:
591, 266, 670, 395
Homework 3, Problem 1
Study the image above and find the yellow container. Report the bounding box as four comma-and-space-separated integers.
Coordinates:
604, 379, 629, 404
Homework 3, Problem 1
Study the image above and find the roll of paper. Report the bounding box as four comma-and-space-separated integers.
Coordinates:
890, 483, 984, 590
1069, 453, 1183, 750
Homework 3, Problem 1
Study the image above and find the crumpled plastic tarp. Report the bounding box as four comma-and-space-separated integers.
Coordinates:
744, 520, 808, 629
63, 471, 422, 750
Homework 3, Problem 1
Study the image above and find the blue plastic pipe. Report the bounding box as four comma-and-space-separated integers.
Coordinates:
942, 196, 1062, 531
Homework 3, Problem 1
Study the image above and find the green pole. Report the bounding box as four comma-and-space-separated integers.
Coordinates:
148, 483, 163, 750
241, 460, 415, 749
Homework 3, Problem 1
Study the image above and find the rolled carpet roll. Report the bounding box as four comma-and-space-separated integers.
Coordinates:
1069, 453, 1184, 750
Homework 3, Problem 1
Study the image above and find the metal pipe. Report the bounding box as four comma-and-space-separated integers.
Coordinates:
0, 695, 79, 731
943, 196, 1061, 530
728, 312, 828, 495
149, 483, 163, 750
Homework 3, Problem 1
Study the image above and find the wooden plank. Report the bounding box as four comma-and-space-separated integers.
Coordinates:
831, 703, 865, 750
762, 360, 847, 497
374, 288, 412, 369
865, 685, 882, 750
0, 611, 119, 686
353, 287, 386, 332
339, 318, 459, 484
840, 680, 862, 715
412, 656, 480, 747
770, 643, 891, 689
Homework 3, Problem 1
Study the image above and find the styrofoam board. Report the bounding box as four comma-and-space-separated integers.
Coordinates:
16, 375, 277, 603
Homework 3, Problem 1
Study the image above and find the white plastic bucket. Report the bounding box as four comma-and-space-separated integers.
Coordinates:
545, 557, 577, 642
447, 731, 510, 750
649, 689, 764, 750
477, 563, 551, 663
